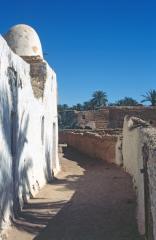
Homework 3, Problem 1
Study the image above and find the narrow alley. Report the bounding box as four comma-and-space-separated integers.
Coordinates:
8, 146, 142, 240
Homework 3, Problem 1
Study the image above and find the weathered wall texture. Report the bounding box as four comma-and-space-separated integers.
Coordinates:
59, 130, 118, 163
109, 107, 156, 128
122, 117, 145, 235
0, 35, 60, 231
122, 116, 156, 239
59, 109, 109, 129
144, 128, 156, 240
59, 107, 156, 130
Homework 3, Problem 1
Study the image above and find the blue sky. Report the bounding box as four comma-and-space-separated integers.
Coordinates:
0, 0, 156, 106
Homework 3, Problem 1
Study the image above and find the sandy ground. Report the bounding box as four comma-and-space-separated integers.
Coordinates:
7, 146, 142, 240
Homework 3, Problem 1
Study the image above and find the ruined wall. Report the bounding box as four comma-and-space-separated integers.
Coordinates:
75, 109, 109, 129
59, 107, 156, 130
59, 109, 110, 130
76, 111, 97, 129
0, 35, 60, 231
59, 130, 118, 163
122, 116, 156, 239
109, 107, 156, 128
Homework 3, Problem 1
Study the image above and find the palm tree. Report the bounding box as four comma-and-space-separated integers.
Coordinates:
115, 97, 139, 106
91, 90, 108, 108
141, 90, 156, 106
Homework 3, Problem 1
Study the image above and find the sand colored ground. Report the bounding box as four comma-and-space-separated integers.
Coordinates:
7, 146, 142, 240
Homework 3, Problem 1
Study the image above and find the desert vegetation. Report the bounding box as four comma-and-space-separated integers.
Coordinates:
58, 89, 156, 111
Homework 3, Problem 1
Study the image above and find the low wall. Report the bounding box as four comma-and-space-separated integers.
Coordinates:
59, 131, 118, 163
122, 116, 156, 239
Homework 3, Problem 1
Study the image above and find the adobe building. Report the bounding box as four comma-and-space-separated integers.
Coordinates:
59, 106, 156, 130
0, 24, 60, 231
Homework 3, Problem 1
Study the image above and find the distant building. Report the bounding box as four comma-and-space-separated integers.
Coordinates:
59, 106, 156, 130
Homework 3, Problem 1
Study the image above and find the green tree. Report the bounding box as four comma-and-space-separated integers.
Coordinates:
115, 97, 139, 106
141, 90, 156, 106
91, 90, 108, 108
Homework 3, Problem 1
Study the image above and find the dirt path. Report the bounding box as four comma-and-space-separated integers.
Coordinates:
8, 146, 142, 240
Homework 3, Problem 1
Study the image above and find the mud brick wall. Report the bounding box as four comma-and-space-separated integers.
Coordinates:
59, 107, 156, 130
59, 131, 118, 163
109, 107, 156, 128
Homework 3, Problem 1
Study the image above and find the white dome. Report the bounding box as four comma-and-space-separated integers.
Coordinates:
4, 24, 43, 58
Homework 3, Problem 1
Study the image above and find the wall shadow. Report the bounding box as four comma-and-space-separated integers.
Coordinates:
12, 200, 67, 235
34, 147, 142, 240
0, 81, 13, 228
2, 63, 32, 222
10, 146, 143, 240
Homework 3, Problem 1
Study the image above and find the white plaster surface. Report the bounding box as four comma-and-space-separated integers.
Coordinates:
122, 116, 156, 239
4, 24, 43, 58
142, 127, 156, 240
0, 34, 60, 231
122, 117, 145, 235
115, 136, 123, 166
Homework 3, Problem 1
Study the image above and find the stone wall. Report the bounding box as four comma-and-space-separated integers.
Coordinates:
122, 116, 156, 239
59, 109, 110, 129
59, 130, 118, 163
0, 35, 60, 232
109, 107, 156, 128
59, 107, 156, 130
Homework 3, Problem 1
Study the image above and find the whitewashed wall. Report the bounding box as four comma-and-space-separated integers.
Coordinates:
122, 117, 145, 235
142, 127, 156, 240
0, 36, 13, 231
0, 35, 60, 231
43, 64, 60, 176
122, 116, 156, 239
